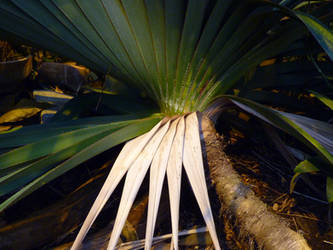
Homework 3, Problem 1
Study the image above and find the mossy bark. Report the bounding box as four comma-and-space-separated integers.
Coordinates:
200, 116, 311, 250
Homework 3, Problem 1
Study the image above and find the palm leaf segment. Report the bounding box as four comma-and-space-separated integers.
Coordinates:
0, 0, 333, 249
71, 113, 220, 250
0, 0, 307, 114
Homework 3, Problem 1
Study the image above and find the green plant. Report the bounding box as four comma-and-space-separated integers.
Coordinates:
0, 0, 332, 249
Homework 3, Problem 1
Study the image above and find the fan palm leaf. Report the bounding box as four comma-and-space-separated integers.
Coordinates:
0, 0, 332, 249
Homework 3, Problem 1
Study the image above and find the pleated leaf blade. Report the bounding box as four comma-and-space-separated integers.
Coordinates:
145, 118, 179, 249
227, 95, 333, 175
183, 113, 220, 250
106, 121, 170, 250
0, 115, 162, 212
71, 118, 165, 249
166, 117, 185, 250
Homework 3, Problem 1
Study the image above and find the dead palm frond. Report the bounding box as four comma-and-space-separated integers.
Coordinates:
72, 113, 220, 250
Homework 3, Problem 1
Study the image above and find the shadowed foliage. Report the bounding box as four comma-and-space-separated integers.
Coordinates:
0, 0, 332, 249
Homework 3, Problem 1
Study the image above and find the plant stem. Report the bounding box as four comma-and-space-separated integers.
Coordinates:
200, 115, 311, 250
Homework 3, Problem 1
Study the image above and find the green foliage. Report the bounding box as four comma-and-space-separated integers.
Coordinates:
310, 91, 333, 110
0, 0, 332, 208
294, 159, 320, 173
226, 95, 333, 174
1, 0, 330, 114
327, 177, 333, 203
0, 114, 162, 211
295, 12, 333, 61
289, 158, 333, 203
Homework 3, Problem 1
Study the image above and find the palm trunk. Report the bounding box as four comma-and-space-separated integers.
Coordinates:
200, 116, 311, 250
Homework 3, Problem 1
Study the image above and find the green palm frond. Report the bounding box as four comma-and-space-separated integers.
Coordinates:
296, 12, 333, 61
0, 0, 333, 249
3, 0, 331, 113
0, 114, 162, 210
310, 91, 333, 110
225, 95, 333, 173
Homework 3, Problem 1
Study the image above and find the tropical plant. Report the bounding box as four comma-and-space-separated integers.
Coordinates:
0, 0, 333, 249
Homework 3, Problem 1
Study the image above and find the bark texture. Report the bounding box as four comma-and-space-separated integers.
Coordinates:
200, 116, 311, 250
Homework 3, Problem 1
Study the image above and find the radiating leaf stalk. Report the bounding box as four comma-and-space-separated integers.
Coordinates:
0, 1, 107, 72
172, 0, 209, 114
144, 0, 167, 111
179, 0, 233, 113
2, 1, 332, 116
183, 113, 221, 250
71, 113, 222, 249
46, 0, 121, 73
190, 3, 251, 93
0, 116, 162, 213
195, 7, 274, 100
107, 120, 171, 250
1, 1, 332, 249
102, 0, 160, 102
0, 123, 127, 169
0, 127, 119, 196
74, 0, 135, 79
167, 117, 185, 250
71, 117, 166, 250
121, 0, 163, 105
164, 0, 185, 114
145, 118, 179, 250
0, 114, 146, 148
197, 24, 305, 111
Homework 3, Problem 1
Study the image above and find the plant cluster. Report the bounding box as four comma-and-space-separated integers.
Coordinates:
0, 0, 332, 249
